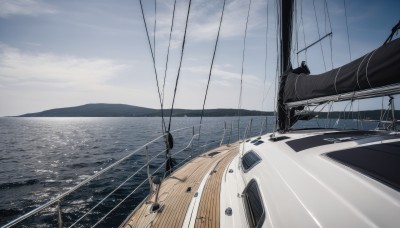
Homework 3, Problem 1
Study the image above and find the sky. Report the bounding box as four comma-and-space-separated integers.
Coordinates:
0, 0, 399, 116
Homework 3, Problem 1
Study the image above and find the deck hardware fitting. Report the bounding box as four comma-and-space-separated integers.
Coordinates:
225, 207, 233, 216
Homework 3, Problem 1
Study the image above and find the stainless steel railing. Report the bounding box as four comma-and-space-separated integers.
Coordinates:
2, 117, 272, 227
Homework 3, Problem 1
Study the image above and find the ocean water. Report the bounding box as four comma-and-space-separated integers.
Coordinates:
0, 116, 377, 227
0, 116, 273, 227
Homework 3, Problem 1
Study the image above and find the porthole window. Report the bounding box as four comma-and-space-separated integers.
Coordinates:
243, 179, 265, 228
242, 150, 262, 172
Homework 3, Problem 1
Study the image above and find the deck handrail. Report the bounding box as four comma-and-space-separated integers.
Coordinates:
2, 118, 268, 227
2, 132, 167, 228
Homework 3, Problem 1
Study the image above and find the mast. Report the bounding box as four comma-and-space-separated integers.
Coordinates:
280, 0, 293, 74
277, 0, 294, 131
275, 1, 400, 132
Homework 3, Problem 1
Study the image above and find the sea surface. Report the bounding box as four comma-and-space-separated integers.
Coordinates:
0, 116, 376, 227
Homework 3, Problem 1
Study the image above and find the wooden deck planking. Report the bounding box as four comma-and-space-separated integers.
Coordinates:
122, 143, 239, 228
155, 160, 209, 228
200, 158, 219, 227
126, 156, 214, 228
161, 155, 217, 228
125, 157, 211, 227
194, 151, 237, 228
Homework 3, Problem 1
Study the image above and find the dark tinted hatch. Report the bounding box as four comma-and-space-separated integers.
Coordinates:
286, 131, 382, 152
243, 180, 265, 228
327, 141, 400, 191
242, 151, 262, 172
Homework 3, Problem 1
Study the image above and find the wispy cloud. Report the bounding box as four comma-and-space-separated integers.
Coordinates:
151, 0, 266, 45
0, 0, 56, 18
0, 44, 128, 90
183, 64, 261, 87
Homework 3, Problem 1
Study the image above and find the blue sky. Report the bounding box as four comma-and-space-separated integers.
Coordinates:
0, 0, 399, 116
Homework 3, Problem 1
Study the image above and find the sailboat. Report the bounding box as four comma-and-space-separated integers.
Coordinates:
120, 0, 400, 227
3, 0, 400, 227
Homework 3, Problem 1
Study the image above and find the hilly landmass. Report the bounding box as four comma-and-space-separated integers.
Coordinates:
18, 103, 273, 117
316, 110, 400, 121
17, 103, 399, 120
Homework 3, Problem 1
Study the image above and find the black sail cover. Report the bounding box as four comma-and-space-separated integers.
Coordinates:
283, 38, 400, 103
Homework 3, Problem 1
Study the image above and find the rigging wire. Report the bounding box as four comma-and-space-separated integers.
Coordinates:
329, 35, 334, 69
378, 96, 395, 130
293, 0, 299, 67
261, 0, 270, 112
357, 99, 360, 129
326, 100, 334, 128
153, 0, 168, 132
384, 21, 400, 45
237, 0, 253, 139
299, 0, 307, 62
380, 97, 386, 123
302, 102, 330, 129
199, 0, 227, 134
313, 103, 327, 128
154, 0, 157, 67
324, 0, 327, 34
349, 99, 354, 120
167, 0, 192, 133
291, 2, 299, 66
161, 0, 178, 131
342, 99, 354, 129
139, 0, 166, 132
324, 0, 334, 69
343, 0, 352, 60
273, 0, 280, 133
312, 0, 327, 71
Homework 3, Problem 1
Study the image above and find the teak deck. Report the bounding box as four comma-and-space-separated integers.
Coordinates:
122, 143, 239, 228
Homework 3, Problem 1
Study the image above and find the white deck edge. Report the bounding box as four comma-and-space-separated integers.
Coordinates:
181, 160, 220, 228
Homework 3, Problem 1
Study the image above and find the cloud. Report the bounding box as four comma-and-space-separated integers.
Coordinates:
0, 44, 128, 90
152, 0, 266, 44
0, 0, 56, 18
193, 0, 267, 41
183, 64, 261, 87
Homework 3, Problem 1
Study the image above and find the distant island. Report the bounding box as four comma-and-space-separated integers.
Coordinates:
17, 103, 273, 117
16, 103, 399, 120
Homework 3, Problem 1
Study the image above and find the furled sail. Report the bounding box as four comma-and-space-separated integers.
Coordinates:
283, 38, 400, 104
